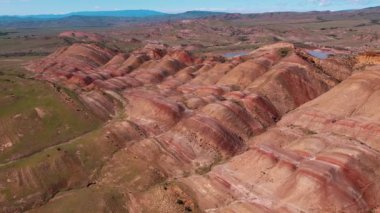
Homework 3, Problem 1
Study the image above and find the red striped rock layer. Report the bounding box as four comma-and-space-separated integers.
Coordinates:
18, 42, 358, 212
114, 44, 348, 210
27, 43, 199, 119
142, 65, 380, 212
27, 43, 197, 89
98, 43, 341, 181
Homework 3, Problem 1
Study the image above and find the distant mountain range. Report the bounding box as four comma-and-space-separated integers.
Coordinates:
0, 10, 228, 28
0, 10, 227, 20
3, 10, 168, 19
0, 10, 231, 29
0, 7, 378, 29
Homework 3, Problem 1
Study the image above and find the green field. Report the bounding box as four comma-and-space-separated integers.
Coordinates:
0, 57, 102, 164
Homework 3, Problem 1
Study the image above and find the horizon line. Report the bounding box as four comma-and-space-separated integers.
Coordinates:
0, 5, 378, 17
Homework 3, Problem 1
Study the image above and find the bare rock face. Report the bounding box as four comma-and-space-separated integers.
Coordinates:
296, 49, 355, 82
357, 52, 380, 65
165, 64, 380, 213
8, 42, 375, 212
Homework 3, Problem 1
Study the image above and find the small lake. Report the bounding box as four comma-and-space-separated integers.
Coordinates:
307, 50, 331, 59
223, 51, 250, 58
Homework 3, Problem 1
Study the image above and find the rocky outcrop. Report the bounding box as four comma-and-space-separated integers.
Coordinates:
297, 49, 355, 82
357, 52, 380, 65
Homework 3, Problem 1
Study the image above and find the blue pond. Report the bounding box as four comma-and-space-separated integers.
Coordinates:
223, 51, 250, 58
307, 50, 331, 59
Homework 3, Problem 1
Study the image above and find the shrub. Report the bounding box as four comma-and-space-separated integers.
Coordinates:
278, 48, 291, 57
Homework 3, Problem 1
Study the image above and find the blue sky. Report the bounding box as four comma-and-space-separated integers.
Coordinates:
0, 0, 379, 15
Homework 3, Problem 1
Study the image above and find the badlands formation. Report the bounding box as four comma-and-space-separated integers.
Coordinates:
1, 41, 380, 212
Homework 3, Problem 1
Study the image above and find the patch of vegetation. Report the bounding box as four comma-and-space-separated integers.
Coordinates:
305, 129, 317, 135
0, 31, 17, 36
0, 51, 50, 57
316, 16, 328, 22
0, 32, 9, 36
25, 187, 127, 213
63, 37, 78, 45
278, 48, 291, 57
0, 59, 102, 163
237, 36, 249, 42
0, 116, 126, 209
176, 199, 185, 205
370, 19, 380, 25
354, 23, 367, 27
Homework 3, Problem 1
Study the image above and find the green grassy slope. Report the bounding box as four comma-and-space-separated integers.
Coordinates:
0, 57, 102, 163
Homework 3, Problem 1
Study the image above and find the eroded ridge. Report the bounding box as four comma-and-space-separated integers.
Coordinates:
139, 65, 380, 213
0, 42, 362, 212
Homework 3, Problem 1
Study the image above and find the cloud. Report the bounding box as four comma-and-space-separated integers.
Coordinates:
308, 0, 370, 6
194, 7, 229, 12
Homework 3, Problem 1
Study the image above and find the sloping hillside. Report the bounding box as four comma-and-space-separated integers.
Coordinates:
1, 40, 377, 212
